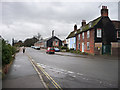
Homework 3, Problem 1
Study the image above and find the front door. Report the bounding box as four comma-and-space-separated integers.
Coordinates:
102, 44, 111, 55
82, 42, 84, 52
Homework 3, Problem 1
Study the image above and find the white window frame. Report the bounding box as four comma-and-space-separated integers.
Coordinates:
87, 42, 90, 50
82, 32, 84, 39
89, 22, 92, 28
97, 28, 102, 38
117, 31, 120, 38
87, 31, 90, 38
78, 34, 80, 40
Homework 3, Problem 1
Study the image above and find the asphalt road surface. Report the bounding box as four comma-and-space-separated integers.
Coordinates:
26, 47, 118, 88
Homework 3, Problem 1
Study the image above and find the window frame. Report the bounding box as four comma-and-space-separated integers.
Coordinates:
56, 41, 58, 45
117, 30, 120, 38
78, 43, 80, 50
87, 42, 90, 50
82, 32, 84, 39
87, 30, 90, 38
97, 28, 102, 38
78, 34, 80, 40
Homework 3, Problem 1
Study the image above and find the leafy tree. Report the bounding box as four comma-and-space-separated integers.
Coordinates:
24, 37, 38, 47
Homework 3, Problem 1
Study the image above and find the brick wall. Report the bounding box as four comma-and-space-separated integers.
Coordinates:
76, 29, 95, 54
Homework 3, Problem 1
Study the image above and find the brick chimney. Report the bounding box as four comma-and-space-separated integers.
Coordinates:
82, 20, 86, 26
74, 24, 77, 31
101, 6, 108, 17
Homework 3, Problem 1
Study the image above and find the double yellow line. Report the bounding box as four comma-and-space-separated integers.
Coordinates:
37, 64, 62, 89
26, 53, 62, 90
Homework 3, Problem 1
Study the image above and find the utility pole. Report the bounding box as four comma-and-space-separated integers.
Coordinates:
12, 38, 14, 46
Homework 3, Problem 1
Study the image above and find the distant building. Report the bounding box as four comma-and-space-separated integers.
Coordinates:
62, 39, 68, 47
66, 25, 77, 50
34, 31, 62, 48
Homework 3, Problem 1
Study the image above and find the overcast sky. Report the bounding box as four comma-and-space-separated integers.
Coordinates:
0, 0, 119, 44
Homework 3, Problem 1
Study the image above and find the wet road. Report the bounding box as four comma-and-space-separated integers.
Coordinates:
26, 47, 118, 88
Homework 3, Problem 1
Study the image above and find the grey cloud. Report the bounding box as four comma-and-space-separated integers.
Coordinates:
1, 2, 118, 43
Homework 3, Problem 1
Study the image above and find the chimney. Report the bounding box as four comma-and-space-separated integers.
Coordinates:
74, 24, 77, 31
101, 6, 108, 17
82, 20, 86, 26
52, 30, 54, 37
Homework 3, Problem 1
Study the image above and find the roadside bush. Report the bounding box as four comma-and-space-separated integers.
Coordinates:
61, 46, 69, 52
61, 46, 67, 49
2, 39, 16, 66
70, 48, 74, 51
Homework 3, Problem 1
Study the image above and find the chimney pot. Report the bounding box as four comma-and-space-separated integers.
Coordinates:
82, 20, 86, 26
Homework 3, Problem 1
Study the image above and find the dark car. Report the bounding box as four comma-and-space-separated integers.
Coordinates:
46, 47, 55, 54
54, 48, 60, 52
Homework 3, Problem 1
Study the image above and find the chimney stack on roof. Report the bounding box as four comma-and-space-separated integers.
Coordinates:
52, 30, 54, 37
74, 24, 77, 31
101, 6, 108, 17
82, 20, 86, 26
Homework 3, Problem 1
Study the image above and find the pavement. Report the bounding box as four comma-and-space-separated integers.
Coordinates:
2, 49, 44, 88
40, 48, 118, 60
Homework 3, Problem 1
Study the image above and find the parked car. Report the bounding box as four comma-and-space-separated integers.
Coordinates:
46, 47, 55, 54
31, 46, 35, 48
34, 46, 40, 50
54, 48, 60, 52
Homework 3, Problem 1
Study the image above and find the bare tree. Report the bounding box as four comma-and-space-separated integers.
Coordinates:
37, 33, 41, 40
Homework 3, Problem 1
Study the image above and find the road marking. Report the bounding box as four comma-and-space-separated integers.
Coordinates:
26, 53, 48, 89
37, 64, 62, 89
26, 53, 62, 90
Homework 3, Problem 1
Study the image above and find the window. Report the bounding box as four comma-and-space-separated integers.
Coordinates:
89, 22, 92, 28
56, 41, 58, 45
80, 27, 82, 31
87, 42, 90, 50
87, 31, 90, 38
74, 31, 77, 34
82, 32, 84, 39
97, 28, 102, 38
78, 43, 80, 49
78, 34, 80, 40
117, 31, 120, 38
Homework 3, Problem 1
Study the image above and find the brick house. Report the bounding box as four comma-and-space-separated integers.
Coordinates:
67, 6, 119, 55
34, 36, 62, 48
47, 36, 62, 48
34, 39, 45, 48
76, 6, 118, 55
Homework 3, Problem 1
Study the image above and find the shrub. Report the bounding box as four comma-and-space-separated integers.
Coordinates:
70, 48, 74, 50
2, 39, 16, 66
61, 46, 67, 49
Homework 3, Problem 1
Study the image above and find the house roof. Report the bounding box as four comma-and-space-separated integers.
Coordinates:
77, 16, 102, 34
112, 21, 120, 29
66, 16, 102, 39
35, 36, 62, 43
66, 31, 76, 39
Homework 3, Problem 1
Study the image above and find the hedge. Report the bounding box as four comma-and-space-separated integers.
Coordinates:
2, 39, 16, 66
